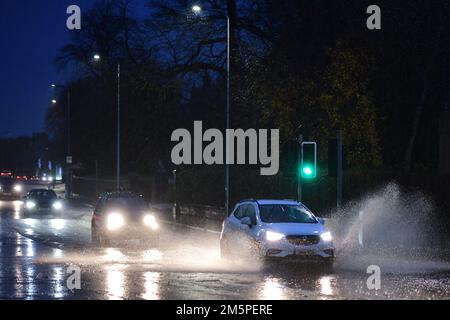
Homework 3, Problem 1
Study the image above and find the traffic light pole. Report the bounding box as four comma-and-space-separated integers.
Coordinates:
66, 88, 72, 200
297, 134, 303, 202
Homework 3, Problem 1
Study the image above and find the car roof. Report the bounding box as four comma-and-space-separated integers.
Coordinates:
238, 199, 302, 206
103, 191, 143, 199
29, 189, 57, 194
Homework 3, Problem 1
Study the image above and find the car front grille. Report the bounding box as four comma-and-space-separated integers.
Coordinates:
286, 235, 320, 246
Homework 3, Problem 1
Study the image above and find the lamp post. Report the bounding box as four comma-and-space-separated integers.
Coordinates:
93, 55, 121, 190
192, 5, 231, 215
51, 84, 72, 199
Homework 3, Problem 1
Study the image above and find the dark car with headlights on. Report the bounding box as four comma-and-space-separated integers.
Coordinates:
0, 177, 23, 200
91, 191, 159, 247
23, 189, 63, 217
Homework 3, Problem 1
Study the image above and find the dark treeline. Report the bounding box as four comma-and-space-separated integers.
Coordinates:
46, 0, 450, 209
0, 134, 48, 175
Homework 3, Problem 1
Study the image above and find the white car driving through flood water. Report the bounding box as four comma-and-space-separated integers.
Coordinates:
220, 199, 335, 270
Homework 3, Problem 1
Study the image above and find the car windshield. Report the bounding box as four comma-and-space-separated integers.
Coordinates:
259, 204, 317, 223
0, 177, 14, 184
30, 190, 57, 199
106, 196, 147, 212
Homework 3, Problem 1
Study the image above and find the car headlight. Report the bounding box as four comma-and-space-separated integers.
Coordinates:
266, 231, 285, 241
26, 201, 36, 209
14, 185, 22, 192
107, 213, 125, 231
48, 177, 54, 182
320, 231, 332, 242
52, 201, 63, 210
143, 214, 159, 230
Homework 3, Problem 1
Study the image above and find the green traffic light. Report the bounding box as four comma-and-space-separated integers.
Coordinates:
303, 167, 313, 176
300, 165, 315, 178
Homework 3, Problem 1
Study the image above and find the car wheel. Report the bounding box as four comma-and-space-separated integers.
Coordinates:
322, 259, 334, 273
92, 224, 110, 246
101, 237, 111, 247
91, 224, 100, 245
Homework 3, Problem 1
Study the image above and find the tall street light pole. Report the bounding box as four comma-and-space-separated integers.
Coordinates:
52, 84, 72, 199
192, 5, 231, 215
93, 55, 121, 190
117, 63, 121, 190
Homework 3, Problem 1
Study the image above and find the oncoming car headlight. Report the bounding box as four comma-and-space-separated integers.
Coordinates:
14, 185, 22, 192
143, 214, 159, 230
107, 213, 125, 231
26, 201, 36, 209
320, 231, 333, 242
52, 201, 63, 210
266, 231, 285, 242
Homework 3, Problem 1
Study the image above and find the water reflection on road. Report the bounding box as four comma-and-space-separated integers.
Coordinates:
0, 199, 450, 300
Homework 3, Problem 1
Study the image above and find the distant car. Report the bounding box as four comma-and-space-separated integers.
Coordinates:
1, 170, 13, 177
0, 177, 23, 200
22, 189, 63, 217
91, 191, 159, 247
41, 176, 53, 182
16, 175, 28, 181
220, 199, 335, 270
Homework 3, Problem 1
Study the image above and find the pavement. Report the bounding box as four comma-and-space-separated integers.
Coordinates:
0, 183, 450, 300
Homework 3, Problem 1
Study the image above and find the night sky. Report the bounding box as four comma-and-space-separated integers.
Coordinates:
0, 0, 93, 137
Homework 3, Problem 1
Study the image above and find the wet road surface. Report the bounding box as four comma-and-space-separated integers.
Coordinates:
1, 198, 450, 300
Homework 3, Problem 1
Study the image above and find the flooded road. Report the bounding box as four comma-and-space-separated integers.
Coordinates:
0, 199, 450, 300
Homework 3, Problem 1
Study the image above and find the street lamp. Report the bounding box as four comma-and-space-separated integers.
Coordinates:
93, 54, 121, 190
192, 5, 202, 14
51, 83, 72, 199
192, 5, 231, 215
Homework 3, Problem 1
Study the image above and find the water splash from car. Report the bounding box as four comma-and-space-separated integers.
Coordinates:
328, 183, 450, 273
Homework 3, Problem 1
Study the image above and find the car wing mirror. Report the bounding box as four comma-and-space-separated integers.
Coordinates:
317, 217, 326, 225
240, 217, 253, 227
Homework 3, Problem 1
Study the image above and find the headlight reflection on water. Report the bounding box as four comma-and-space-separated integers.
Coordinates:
50, 219, 65, 231
261, 278, 285, 300
53, 249, 63, 258
105, 266, 126, 300
142, 272, 160, 300
26, 238, 34, 257
103, 248, 125, 262
319, 276, 334, 296
53, 266, 65, 299
13, 201, 23, 210
142, 249, 162, 263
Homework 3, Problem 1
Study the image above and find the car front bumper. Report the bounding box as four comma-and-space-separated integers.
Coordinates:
0, 192, 21, 200
260, 240, 335, 261
24, 207, 61, 214
100, 225, 159, 240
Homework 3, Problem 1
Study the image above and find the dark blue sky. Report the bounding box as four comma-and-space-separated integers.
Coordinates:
0, 0, 94, 137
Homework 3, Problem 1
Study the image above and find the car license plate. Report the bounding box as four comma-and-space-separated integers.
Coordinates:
295, 250, 314, 256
